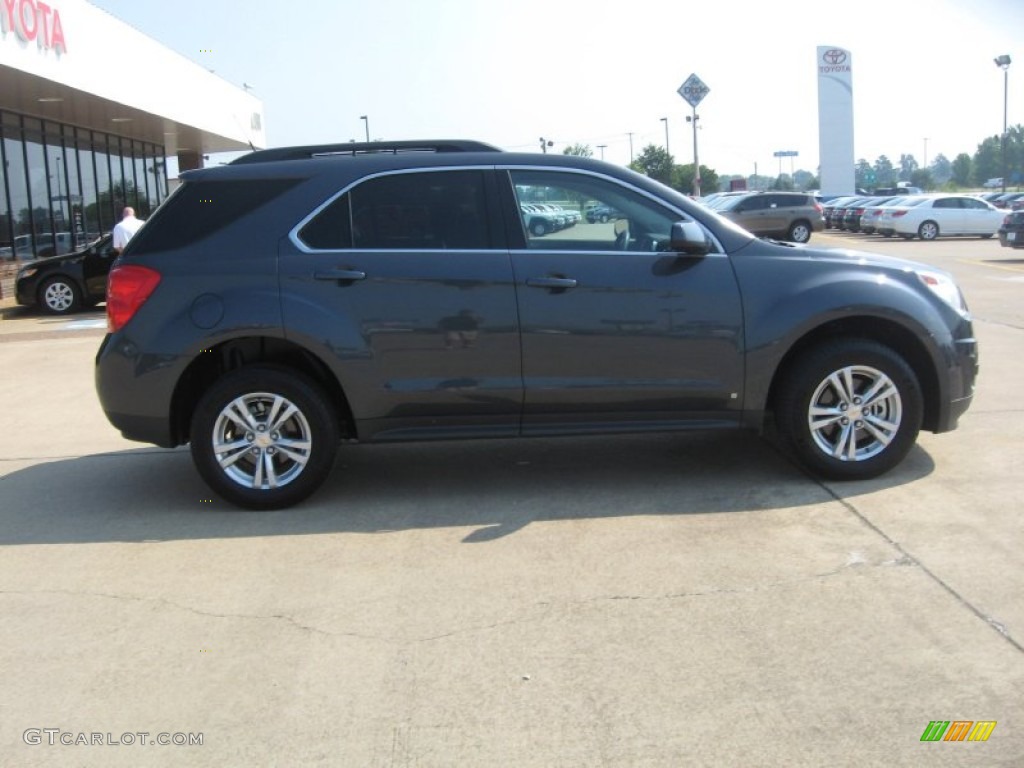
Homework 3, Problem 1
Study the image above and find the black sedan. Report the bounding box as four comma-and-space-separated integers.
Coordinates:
998, 211, 1024, 248
15, 234, 115, 315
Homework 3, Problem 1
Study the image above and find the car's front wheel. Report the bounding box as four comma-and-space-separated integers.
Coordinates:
190, 367, 339, 509
39, 276, 81, 315
776, 339, 923, 480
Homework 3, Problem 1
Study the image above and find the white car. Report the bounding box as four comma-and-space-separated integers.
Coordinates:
875, 195, 1004, 241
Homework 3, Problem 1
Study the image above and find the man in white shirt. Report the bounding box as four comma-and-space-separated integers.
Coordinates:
112, 207, 144, 254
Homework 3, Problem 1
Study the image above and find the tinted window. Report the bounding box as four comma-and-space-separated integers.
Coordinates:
298, 193, 352, 249
509, 169, 692, 252
933, 198, 959, 209
348, 170, 490, 250
128, 179, 301, 254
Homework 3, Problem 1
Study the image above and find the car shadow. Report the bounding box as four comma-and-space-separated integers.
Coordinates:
0, 432, 935, 546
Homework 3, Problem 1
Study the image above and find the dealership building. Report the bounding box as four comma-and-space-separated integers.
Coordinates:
0, 0, 264, 260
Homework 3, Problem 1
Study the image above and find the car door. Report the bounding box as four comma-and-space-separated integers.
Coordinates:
931, 197, 965, 234
278, 168, 523, 440
960, 196, 1000, 235
82, 237, 116, 300
502, 168, 745, 432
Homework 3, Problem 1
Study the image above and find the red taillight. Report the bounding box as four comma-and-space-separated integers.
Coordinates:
893, 210, 909, 218
106, 265, 161, 332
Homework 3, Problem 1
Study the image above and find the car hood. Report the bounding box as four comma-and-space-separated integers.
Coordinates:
23, 251, 86, 269
803, 245, 953, 279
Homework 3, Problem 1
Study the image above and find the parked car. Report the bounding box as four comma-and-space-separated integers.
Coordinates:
15, 234, 115, 314
859, 197, 912, 235
843, 196, 901, 233
520, 204, 560, 236
716, 192, 824, 243
585, 204, 621, 223
990, 192, 1024, 209
876, 195, 1003, 240
95, 139, 977, 509
5, 232, 74, 260
821, 196, 860, 229
997, 211, 1024, 248
983, 177, 1004, 189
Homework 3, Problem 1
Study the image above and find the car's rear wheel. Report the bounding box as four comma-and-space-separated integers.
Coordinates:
788, 220, 812, 243
599, 213, 609, 223
918, 220, 940, 240
776, 339, 923, 480
190, 367, 339, 509
530, 219, 548, 237
39, 276, 81, 315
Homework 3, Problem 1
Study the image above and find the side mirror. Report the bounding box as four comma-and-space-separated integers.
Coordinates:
669, 221, 711, 255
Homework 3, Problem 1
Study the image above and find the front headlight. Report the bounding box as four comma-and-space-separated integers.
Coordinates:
916, 269, 968, 314
17, 266, 38, 280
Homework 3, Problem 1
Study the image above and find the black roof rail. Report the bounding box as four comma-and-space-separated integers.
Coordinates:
230, 140, 502, 165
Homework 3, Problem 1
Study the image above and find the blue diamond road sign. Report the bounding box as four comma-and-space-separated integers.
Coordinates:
678, 74, 710, 108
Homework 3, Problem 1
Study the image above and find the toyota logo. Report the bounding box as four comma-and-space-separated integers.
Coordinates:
823, 49, 847, 65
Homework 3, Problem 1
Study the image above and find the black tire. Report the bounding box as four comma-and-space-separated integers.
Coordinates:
190, 366, 339, 509
788, 220, 812, 243
775, 339, 923, 480
530, 219, 548, 237
39, 276, 82, 315
980, 233, 994, 239
599, 213, 609, 223
918, 220, 939, 241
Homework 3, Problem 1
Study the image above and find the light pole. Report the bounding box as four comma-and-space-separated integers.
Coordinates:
597, 144, 607, 161
923, 137, 929, 172
360, 115, 370, 142
627, 132, 634, 163
686, 112, 701, 196
660, 117, 669, 157
538, 137, 553, 154
994, 55, 1011, 194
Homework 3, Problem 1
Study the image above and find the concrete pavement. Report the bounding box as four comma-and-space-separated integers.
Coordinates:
0, 237, 1022, 766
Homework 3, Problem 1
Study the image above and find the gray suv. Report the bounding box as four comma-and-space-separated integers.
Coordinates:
716, 192, 824, 243
95, 140, 976, 509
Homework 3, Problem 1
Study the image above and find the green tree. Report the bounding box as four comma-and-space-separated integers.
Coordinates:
951, 153, 972, 187
910, 169, 934, 191
629, 144, 673, 185
972, 136, 1001, 185
929, 153, 952, 185
771, 174, 794, 191
873, 155, 895, 186
562, 143, 593, 158
793, 170, 816, 190
672, 164, 719, 195
855, 158, 874, 188
898, 154, 918, 182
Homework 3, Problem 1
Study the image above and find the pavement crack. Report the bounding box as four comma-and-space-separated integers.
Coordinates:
812, 482, 1024, 655
0, 588, 383, 641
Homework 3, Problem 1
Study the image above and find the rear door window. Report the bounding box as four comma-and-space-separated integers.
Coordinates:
297, 170, 492, 251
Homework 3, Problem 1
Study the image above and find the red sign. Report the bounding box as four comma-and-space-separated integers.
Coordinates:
1, 0, 67, 53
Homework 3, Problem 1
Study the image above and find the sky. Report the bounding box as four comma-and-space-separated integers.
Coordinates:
88, 0, 1024, 178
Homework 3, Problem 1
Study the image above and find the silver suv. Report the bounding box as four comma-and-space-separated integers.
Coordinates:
716, 192, 824, 243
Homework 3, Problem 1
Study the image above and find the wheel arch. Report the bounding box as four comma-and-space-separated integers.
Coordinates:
169, 335, 355, 445
764, 316, 942, 433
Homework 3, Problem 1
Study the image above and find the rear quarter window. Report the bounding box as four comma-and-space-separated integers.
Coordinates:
127, 179, 301, 255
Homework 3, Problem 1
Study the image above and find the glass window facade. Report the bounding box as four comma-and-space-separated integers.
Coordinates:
0, 111, 167, 260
